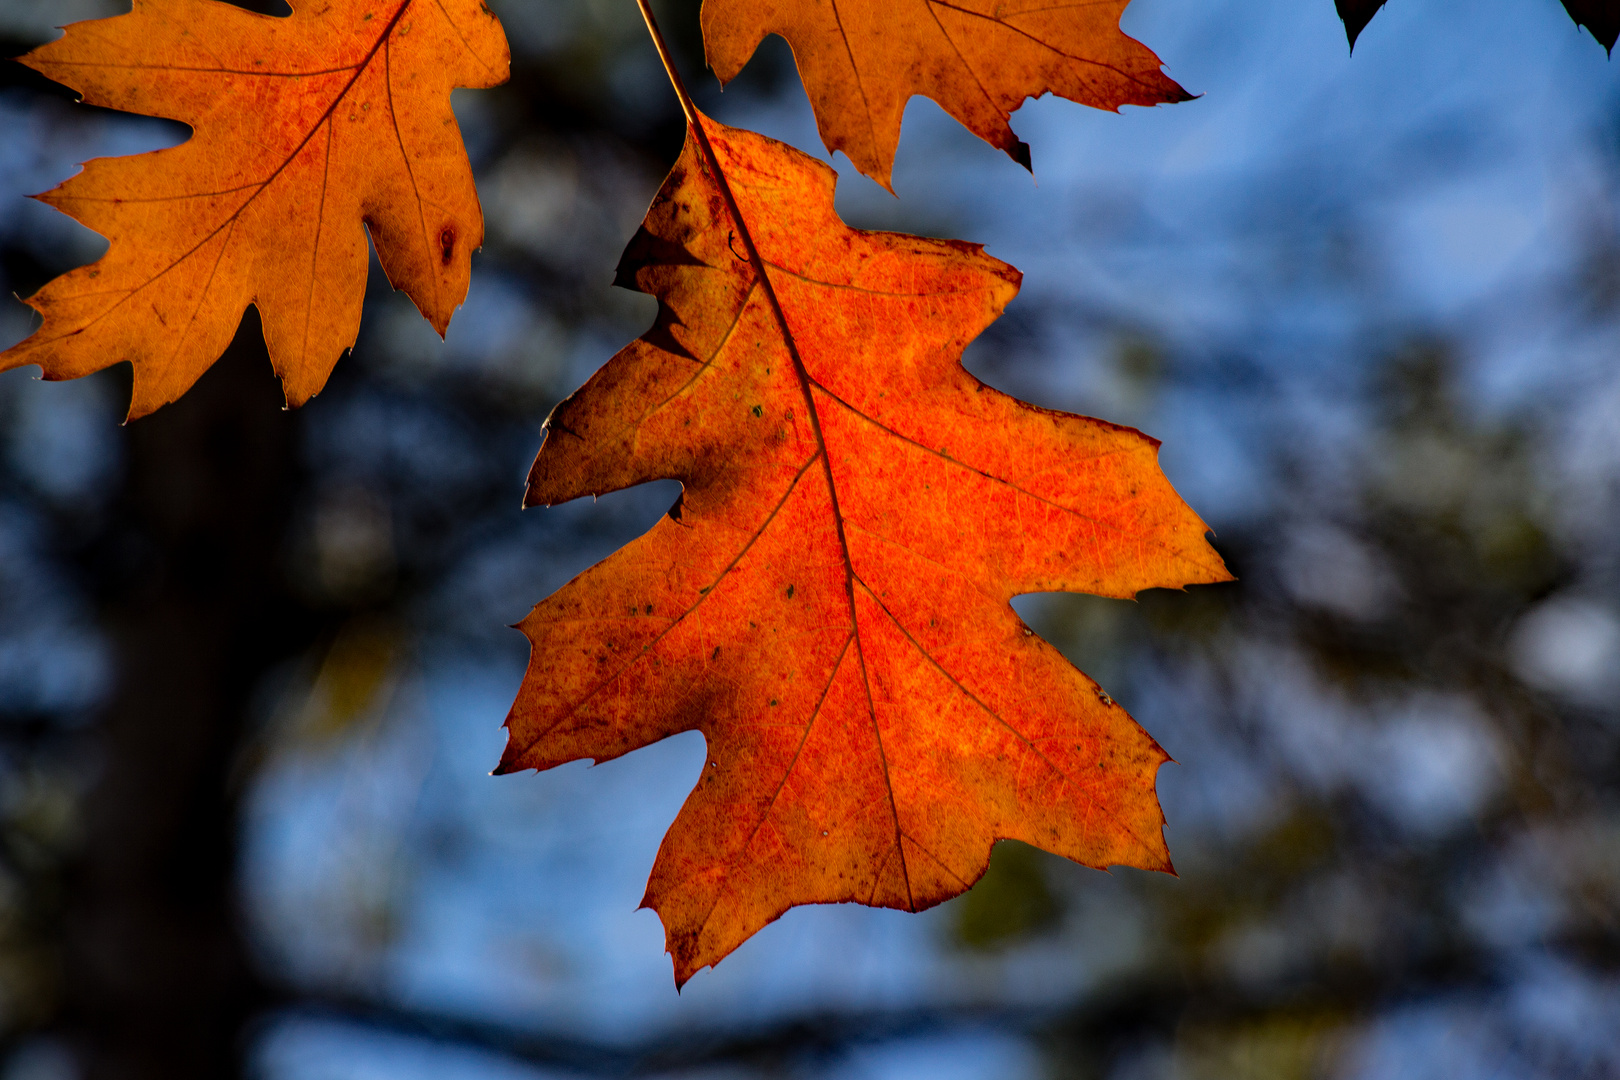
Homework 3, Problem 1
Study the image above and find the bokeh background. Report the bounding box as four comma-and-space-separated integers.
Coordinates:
2, 0, 1619, 1077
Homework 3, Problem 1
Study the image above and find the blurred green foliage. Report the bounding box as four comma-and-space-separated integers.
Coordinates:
952, 841, 1061, 951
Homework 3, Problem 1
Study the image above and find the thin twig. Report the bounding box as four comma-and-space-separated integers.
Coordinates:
629, 0, 806, 387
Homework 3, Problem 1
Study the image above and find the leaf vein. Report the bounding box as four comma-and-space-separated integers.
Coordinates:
690, 632, 857, 940
505, 451, 823, 763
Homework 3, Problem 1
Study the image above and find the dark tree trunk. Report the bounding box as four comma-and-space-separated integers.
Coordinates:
62, 317, 317, 1080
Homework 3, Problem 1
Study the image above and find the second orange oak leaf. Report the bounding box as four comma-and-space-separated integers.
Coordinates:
701, 0, 1190, 189
498, 114, 1231, 985
0, 0, 508, 418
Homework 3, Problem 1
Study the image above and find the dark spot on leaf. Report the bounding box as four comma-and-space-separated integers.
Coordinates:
786, 584, 795, 599
439, 225, 455, 265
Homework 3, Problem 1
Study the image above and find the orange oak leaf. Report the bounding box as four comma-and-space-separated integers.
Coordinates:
0, 0, 509, 419
700, 0, 1191, 190
497, 113, 1231, 985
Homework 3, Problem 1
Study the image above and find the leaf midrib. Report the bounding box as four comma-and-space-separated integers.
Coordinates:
681, 117, 918, 913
